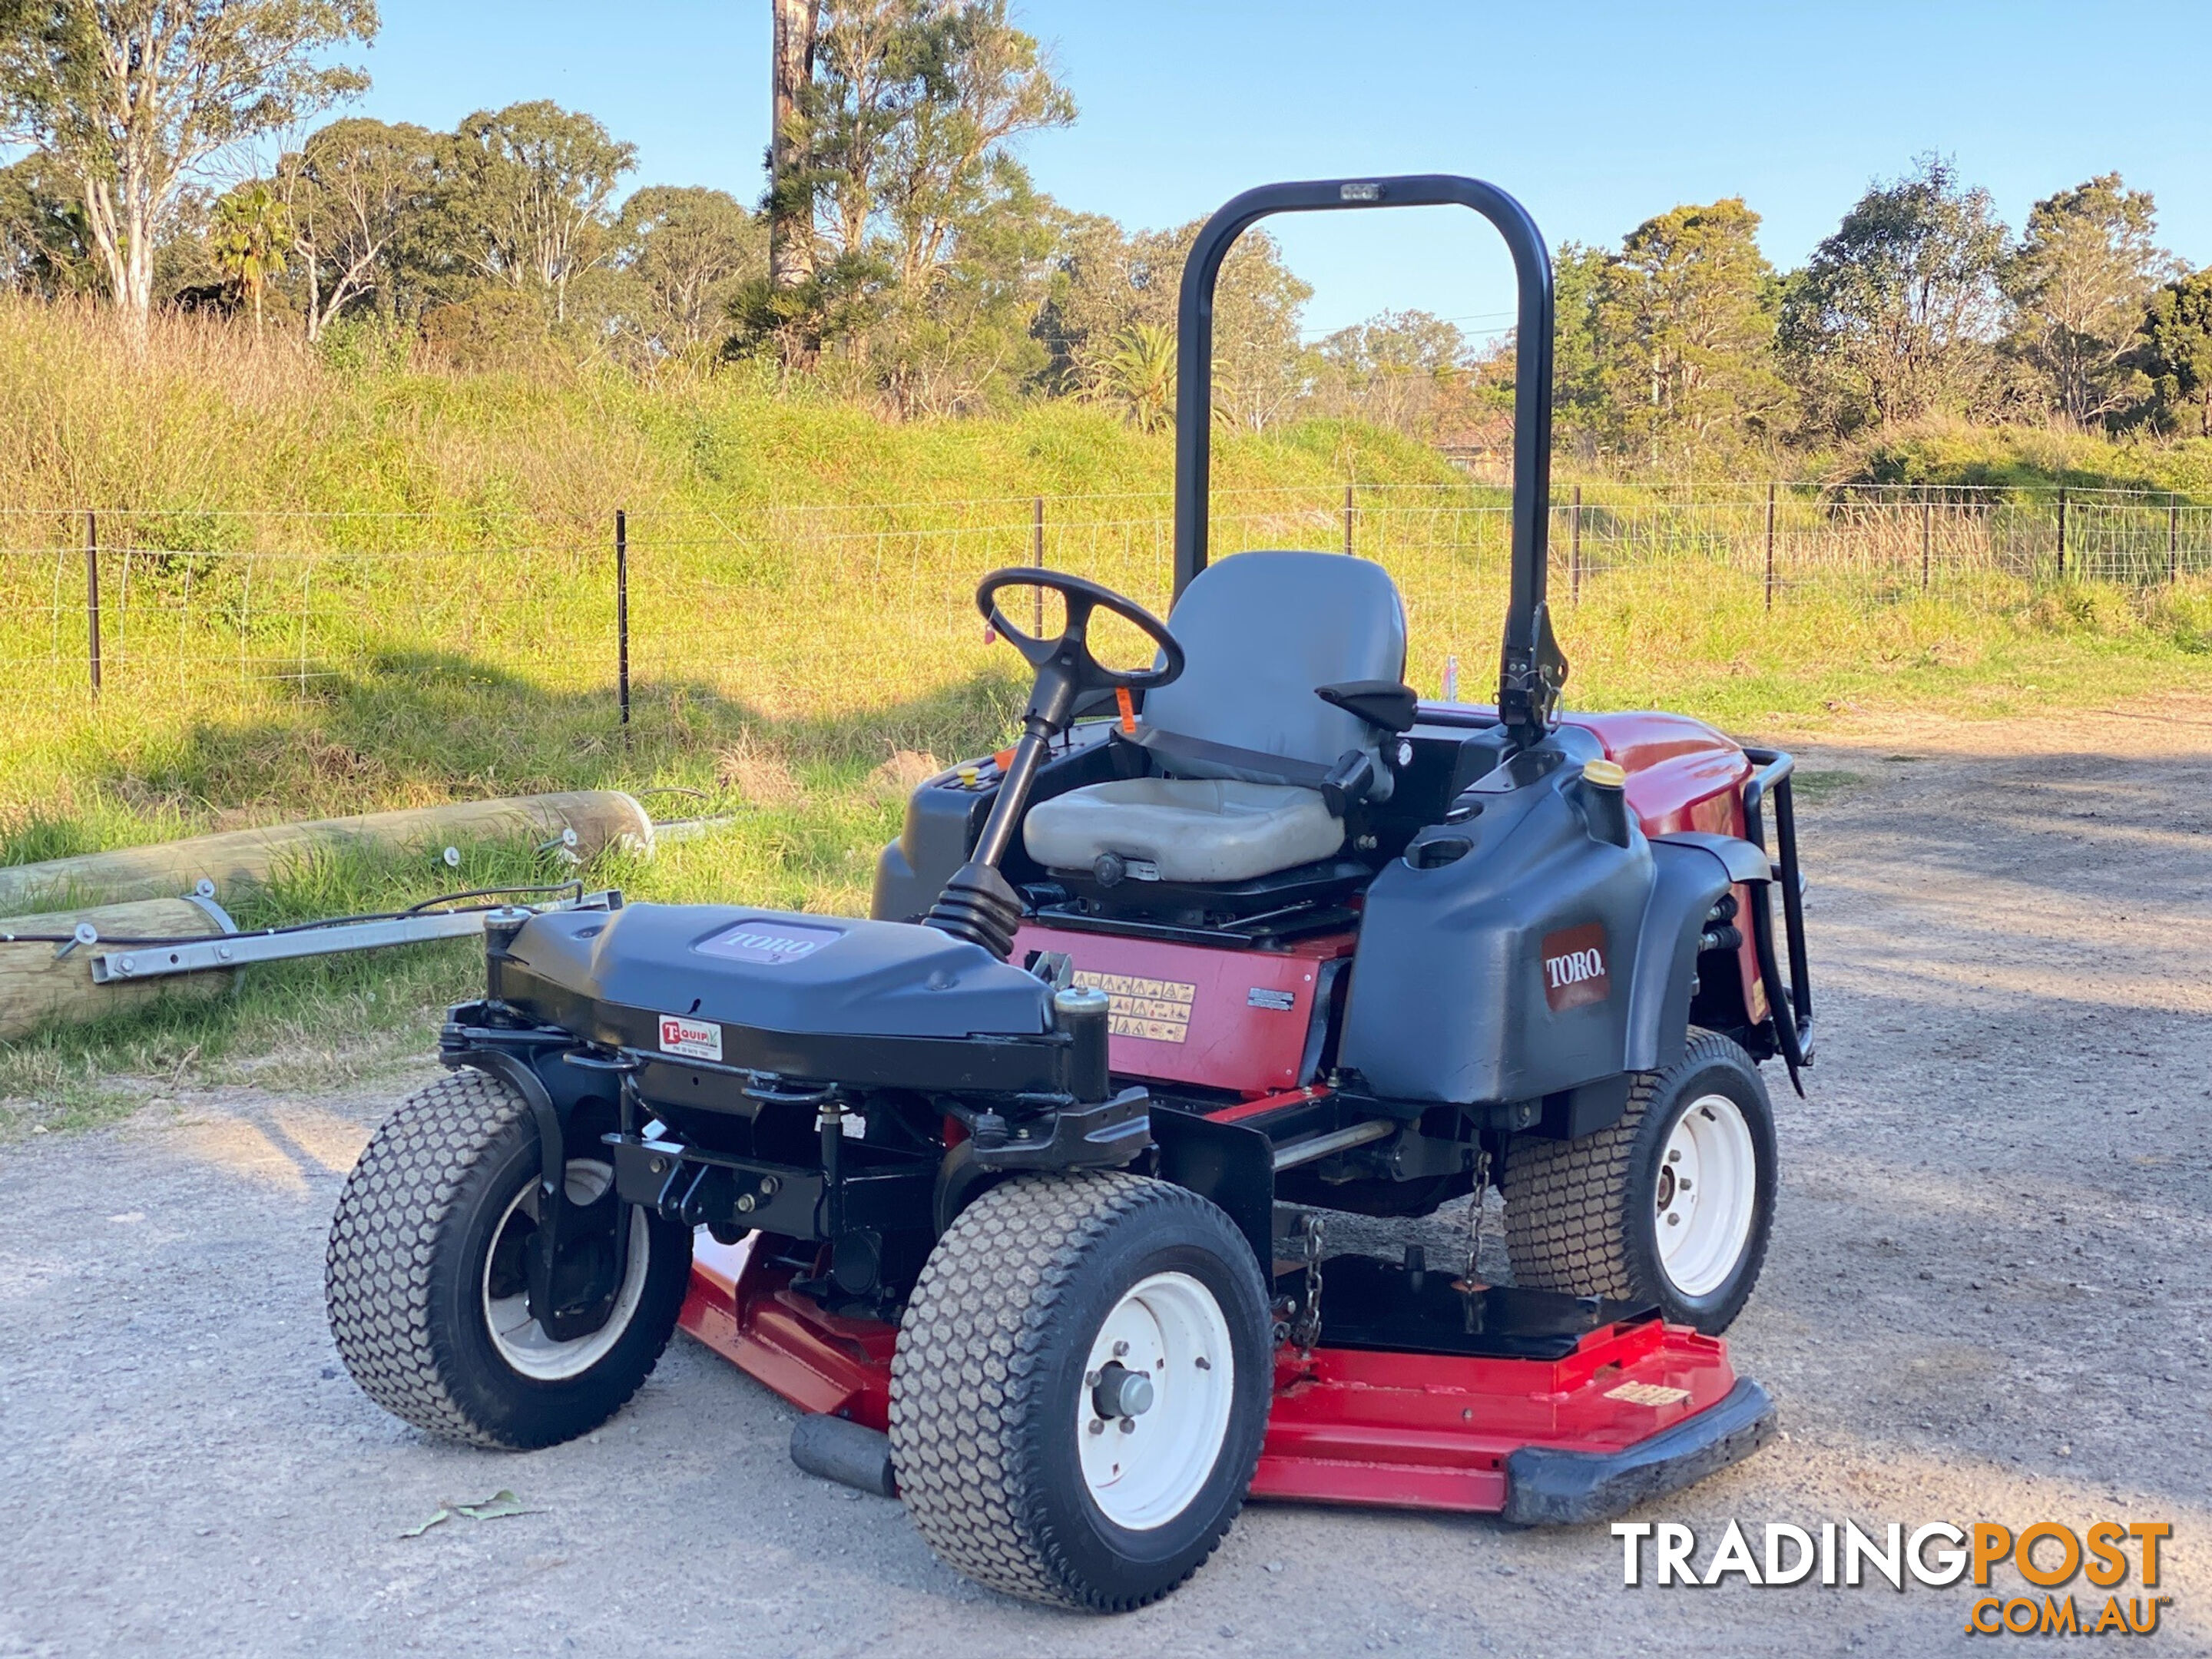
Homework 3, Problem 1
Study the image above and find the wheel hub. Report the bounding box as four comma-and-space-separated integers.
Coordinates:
1075, 1271, 1235, 1531
1091, 1361, 1155, 1420
1654, 1093, 1757, 1299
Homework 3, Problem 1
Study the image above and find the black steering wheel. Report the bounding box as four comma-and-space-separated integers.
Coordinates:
975, 568, 1184, 731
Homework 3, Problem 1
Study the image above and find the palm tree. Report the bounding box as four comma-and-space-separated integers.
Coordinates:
1087, 322, 1177, 433
209, 184, 293, 336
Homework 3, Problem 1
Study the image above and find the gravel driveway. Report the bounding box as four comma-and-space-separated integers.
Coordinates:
3, 703, 2209, 1658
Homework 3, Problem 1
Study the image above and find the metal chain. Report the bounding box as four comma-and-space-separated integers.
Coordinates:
1292, 1210, 1326, 1351
1464, 1148, 1490, 1286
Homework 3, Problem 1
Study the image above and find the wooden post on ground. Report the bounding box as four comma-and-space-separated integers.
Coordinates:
0, 791, 655, 915
0, 897, 233, 1040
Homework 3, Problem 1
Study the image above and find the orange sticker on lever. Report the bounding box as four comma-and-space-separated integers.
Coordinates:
1116, 686, 1137, 734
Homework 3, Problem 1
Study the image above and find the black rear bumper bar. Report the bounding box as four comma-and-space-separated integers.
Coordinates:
1501, 1377, 1778, 1526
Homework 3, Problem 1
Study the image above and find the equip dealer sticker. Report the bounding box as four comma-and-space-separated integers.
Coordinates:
1072, 969, 1196, 1045
658, 1015, 723, 1061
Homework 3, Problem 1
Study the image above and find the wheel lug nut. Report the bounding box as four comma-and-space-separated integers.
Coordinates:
1112, 1340, 1128, 1357
1084, 1370, 1101, 1387
1088, 1418, 1104, 1435
1666, 1150, 1681, 1163
1118, 1417, 1136, 1435
1666, 1213, 1681, 1226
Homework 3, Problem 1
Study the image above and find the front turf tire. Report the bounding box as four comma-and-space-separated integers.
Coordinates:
325, 1068, 691, 1449
889, 1173, 1272, 1612
1502, 1030, 1777, 1334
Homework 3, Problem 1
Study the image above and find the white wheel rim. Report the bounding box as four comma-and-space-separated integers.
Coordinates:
1654, 1093, 1757, 1299
1075, 1272, 1235, 1532
482, 1160, 651, 1382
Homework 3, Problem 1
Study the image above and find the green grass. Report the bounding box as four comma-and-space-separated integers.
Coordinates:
5, 300, 2212, 1123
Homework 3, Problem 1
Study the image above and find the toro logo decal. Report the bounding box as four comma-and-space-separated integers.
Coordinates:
658, 1015, 723, 1061
1541, 922, 1611, 1012
694, 918, 842, 966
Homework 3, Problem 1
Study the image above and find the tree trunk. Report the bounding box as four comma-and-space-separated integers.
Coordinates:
768, 0, 820, 290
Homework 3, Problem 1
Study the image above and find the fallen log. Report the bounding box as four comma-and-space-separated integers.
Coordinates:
0, 896, 234, 1041
0, 791, 654, 913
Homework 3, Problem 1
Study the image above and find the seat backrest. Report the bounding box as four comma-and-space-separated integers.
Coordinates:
1143, 550, 1408, 780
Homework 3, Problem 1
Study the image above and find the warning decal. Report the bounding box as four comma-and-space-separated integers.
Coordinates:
1071, 968, 1196, 1045
1604, 1381, 1691, 1407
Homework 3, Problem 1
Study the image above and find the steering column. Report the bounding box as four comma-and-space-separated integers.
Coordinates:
923, 569, 1185, 958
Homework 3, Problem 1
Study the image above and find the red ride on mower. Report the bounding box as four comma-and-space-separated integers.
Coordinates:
326, 176, 1812, 1611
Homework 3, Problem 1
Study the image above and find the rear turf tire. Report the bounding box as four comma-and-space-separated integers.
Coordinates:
325, 1068, 691, 1449
1502, 1031, 1777, 1334
889, 1172, 1271, 1611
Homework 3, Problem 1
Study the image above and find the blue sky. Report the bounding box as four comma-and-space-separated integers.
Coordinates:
341, 0, 2212, 337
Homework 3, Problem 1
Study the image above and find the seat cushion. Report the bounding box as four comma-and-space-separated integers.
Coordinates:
1022, 778, 1344, 885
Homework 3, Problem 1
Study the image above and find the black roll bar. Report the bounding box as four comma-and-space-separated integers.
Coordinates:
1172, 174, 1568, 743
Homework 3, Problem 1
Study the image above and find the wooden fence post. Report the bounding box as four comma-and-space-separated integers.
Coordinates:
2056, 485, 2068, 581
1342, 482, 1354, 556
2171, 495, 2181, 584
1921, 495, 1932, 591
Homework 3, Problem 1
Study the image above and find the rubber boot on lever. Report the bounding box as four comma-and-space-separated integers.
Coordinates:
923, 861, 1024, 959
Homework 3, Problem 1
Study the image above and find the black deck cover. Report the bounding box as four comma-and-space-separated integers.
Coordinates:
502, 904, 1052, 1041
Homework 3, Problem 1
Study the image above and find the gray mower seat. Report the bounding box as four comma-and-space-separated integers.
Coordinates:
1022, 550, 1409, 886
1022, 777, 1343, 884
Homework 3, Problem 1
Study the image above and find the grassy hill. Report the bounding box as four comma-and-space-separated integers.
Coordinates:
2, 299, 2210, 1118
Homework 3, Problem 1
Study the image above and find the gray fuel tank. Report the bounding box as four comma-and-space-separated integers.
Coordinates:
1338, 729, 1656, 1104
506, 904, 1051, 1040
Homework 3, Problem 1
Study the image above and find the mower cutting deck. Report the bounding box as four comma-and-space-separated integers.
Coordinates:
680, 1231, 1773, 1524
325, 173, 1811, 1614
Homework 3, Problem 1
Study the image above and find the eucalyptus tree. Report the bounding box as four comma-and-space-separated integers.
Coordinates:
276, 117, 441, 339
1593, 197, 1790, 462
1781, 155, 2008, 433
2001, 174, 2177, 426
0, 0, 375, 329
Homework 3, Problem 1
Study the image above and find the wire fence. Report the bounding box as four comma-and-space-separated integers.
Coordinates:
4, 482, 2208, 721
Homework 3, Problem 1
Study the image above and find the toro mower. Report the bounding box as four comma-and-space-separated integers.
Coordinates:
326, 176, 1812, 1611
